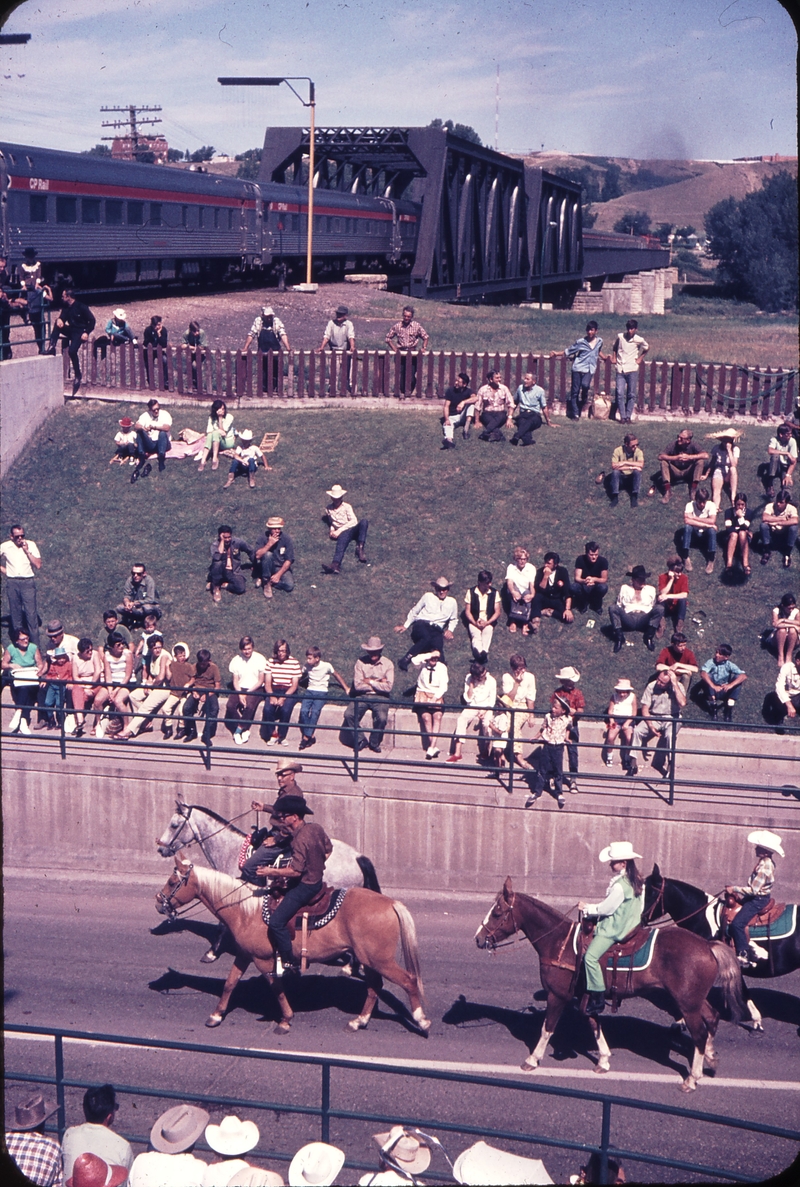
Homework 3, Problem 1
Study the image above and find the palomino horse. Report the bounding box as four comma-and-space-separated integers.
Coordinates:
475, 877, 745, 1092
644, 862, 800, 1030
155, 855, 431, 1036
156, 802, 381, 962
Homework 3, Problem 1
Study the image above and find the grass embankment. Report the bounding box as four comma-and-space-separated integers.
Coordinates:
2, 403, 792, 725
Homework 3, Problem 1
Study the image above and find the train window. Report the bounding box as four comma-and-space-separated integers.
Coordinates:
128, 201, 144, 226
198, 206, 205, 228
56, 196, 77, 224
181, 206, 188, 227
150, 203, 162, 226
106, 199, 123, 225
333, 218, 341, 233
214, 208, 221, 229
82, 198, 101, 224
228, 209, 234, 230
29, 194, 47, 222
291, 214, 299, 232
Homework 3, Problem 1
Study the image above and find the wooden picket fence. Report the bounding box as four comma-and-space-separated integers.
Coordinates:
67, 343, 798, 419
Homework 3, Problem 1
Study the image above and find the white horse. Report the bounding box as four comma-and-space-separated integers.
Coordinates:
156, 801, 381, 962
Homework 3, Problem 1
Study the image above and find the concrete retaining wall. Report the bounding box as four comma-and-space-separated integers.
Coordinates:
0, 355, 63, 476
4, 738, 798, 899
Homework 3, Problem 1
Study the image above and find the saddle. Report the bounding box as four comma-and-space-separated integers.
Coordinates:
266, 882, 339, 940
576, 919, 653, 1012
722, 895, 785, 933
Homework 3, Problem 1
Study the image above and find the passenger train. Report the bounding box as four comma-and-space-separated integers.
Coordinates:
0, 142, 419, 289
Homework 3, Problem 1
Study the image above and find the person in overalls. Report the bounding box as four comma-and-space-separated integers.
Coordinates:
579, 841, 644, 1015
726, 829, 784, 967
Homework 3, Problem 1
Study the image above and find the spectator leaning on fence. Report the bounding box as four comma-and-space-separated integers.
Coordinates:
552, 321, 607, 420
611, 319, 648, 424
320, 304, 355, 391
385, 305, 428, 394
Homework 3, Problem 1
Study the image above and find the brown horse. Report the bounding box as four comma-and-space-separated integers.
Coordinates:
475, 877, 745, 1092
155, 855, 431, 1036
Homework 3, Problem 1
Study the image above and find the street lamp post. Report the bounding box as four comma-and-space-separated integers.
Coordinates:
218, 75, 316, 286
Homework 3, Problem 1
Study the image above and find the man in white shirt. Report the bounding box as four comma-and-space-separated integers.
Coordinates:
766, 423, 797, 497
63, 1084, 133, 1179
474, 370, 515, 442
0, 524, 42, 645
774, 652, 800, 721
322, 484, 368, 574
320, 304, 355, 391
611, 319, 649, 424
609, 564, 664, 653
395, 577, 459, 670
682, 486, 719, 574
135, 398, 173, 472
226, 635, 267, 745
760, 487, 799, 569
447, 662, 498, 763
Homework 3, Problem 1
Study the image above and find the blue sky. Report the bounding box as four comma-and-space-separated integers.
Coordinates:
1, 0, 796, 160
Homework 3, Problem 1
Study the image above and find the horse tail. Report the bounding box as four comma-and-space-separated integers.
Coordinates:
392, 900, 427, 1009
356, 855, 382, 894
710, 940, 746, 1022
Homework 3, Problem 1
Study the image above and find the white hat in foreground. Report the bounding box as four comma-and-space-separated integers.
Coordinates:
453, 1141, 553, 1185
238, 429, 254, 442
205, 1116, 260, 1156
373, 1126, 431, 1174
326, 484, 347, 499
358, 1174, 409, 1186
555, 666, 581, 682
614, 678, 634, 691
288, 1143, 345, 1186
598, 841, 642, 864
747, 830, 785, 858
227, 1170, 284, 1187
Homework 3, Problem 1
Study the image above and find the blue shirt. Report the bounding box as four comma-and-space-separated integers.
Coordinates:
515, 383, 547, 411
702, 658, 744, 685
565, 335, 603, 374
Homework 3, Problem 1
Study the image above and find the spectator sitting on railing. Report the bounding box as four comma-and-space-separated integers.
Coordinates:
446, 661, 496, 764
182, 648, 221, 747
46, 287, 96, 396
142, 314, 168, 388
551, 666, 584, 794
118, 635, 172, 740
70, 637, 104, 738
260, 638, 302, 748
160, 642, 193, 740
5, 1091, 63, 1187
341, 636, 394, 754
499, 653, 536, 769
298, 645, 349, 751
109, 416, 138, 466
225, 634, 267, 746
2, 626, 45, 736
62, 1084, 133, 1180
129, 1105, 209, 1187
93, 308, 137, 360
628, 668, 686, 778
116, 561, 160, 628
410, 649, 449, 760
91, 633, 134, 738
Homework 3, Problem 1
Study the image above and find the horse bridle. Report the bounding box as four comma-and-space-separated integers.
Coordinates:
641, 878, 665, 925
480, 892, 519, 951
166, 804, 218, 869
156, 861, 194, 920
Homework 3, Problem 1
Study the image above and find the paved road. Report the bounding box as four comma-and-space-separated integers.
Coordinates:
4, 874, 799, 1183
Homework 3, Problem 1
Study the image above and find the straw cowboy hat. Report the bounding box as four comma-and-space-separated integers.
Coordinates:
150, 1104, 210, 1153
67, 1153, 128, 1187
453, 1140, 554, 1185
238, 429, 254, 442
432, 576, 451, 589
747, 830, 785, 858
360, 636, 385, 652
706, 427, 743, 441
205, 1116, 260, 1156
614, 678, 634, 691
288, 1142, 345, 1186
266, 516, 285, 529
228, 1169, 285, 1187
555, 666, 581, 683
6, 1092, 58, 1131
326, 484, 347, 499
275, 756, 303, 774
373, 1126, 431, 1174
598, 841, 642, 864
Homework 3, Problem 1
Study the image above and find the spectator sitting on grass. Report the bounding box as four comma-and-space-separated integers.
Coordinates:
572, 542, 609, 616
197, 399, 235, 473
134, 398, 172, 474
395, 577, 458, 670
655, 632, 698, 694
601, 433, 643, 508
650, 428, 707, 503
772, 593, 799, 668
322, 484, 369, 574
773, 649, 800, 723
224, 430, 262, 491
440, 371, 475, 448
110, 416, 138, 465
656, 555, 688, 633
208, 525, 254, 603
102, 609, 133, 653
298, 645, 349, 751
226, 635, 267, 747
760, 487, 798, 569
464, 569, 501, 661
474, 370, 514, 442
510, 371, 551, 444
116, 562, 160, 628
682, 486, 718, 574
705, 427, 741, 507
609, 565, 664, 653
724, 494, 752, 574
698, 643, 747, 722
63, 1083, 133, 1180
253, 516, 295, 599
529, 552, 573, 633
766, 423, 797, 497
505, 545, 536, 635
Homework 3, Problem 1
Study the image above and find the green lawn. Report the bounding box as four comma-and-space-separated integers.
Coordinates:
2, 401, 792, 725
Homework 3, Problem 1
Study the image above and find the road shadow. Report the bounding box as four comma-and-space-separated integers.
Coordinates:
745, 986, 800, 1035
443, 993, 695, 1075
150, 918, 224, 945
148, 967, 423, 1033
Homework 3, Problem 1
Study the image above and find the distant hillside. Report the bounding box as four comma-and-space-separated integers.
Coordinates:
519, 152, 797, 234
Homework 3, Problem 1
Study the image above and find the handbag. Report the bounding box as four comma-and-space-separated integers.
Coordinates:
508, 599, 531, 624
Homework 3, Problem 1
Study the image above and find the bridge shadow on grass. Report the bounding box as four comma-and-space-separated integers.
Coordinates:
443, 993, 695, 1075
148, 967, 423, 1033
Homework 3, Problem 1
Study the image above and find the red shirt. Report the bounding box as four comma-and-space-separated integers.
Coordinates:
550, 687, 585, 713
657, 645, 698, 669
657, 571, 689, 610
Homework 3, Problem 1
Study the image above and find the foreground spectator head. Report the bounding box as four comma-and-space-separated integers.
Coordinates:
361, 635, 384, 660
68, 1153, 127, 1187
627, 564, 649, 589
432, 576, 451, 598
204, 1114, 259, 1157
83, 1084, 118, 1125
469, 661, 487, 681
149, 1104, 210, 1153
6, 1090, 58, 1132
289, 1142, 345, 1187
509, 653, 527, 674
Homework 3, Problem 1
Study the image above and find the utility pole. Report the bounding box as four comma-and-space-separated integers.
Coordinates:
494, 64, 500, 152
101, 105, 162, 161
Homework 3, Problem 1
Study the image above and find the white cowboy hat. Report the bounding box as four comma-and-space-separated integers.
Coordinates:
172, 641, 190, 657
747, 830, 785, 858
326, 484, 347, 499
227, 1170, 284, 1187
238, 429, 254, 442
598, 841, 642, 864
432, 576, 451, 589
113, 308, 126, 320
262, 306, 275, 316
358, 1174, 410, 1186
205, 1116, 260, 1156
288, 1142, 345, 1186
150, 1104, 210, 1153
453, 1140, 554, 1185
373, 1126, 431, 1174
555, 666, 581, 682
614, 678, 634, 691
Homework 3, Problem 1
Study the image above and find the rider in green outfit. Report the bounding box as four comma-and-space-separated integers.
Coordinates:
579, 840, 645, 1015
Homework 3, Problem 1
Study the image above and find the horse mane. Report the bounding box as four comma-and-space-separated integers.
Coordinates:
515, 891, 569, 928
661, 875, 709, 904
193, 866, 261, 917
185, 804, 247, 838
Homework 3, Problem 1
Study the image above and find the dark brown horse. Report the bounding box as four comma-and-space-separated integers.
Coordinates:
475, 877, 745, 1092
155, 855, 430, 1035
